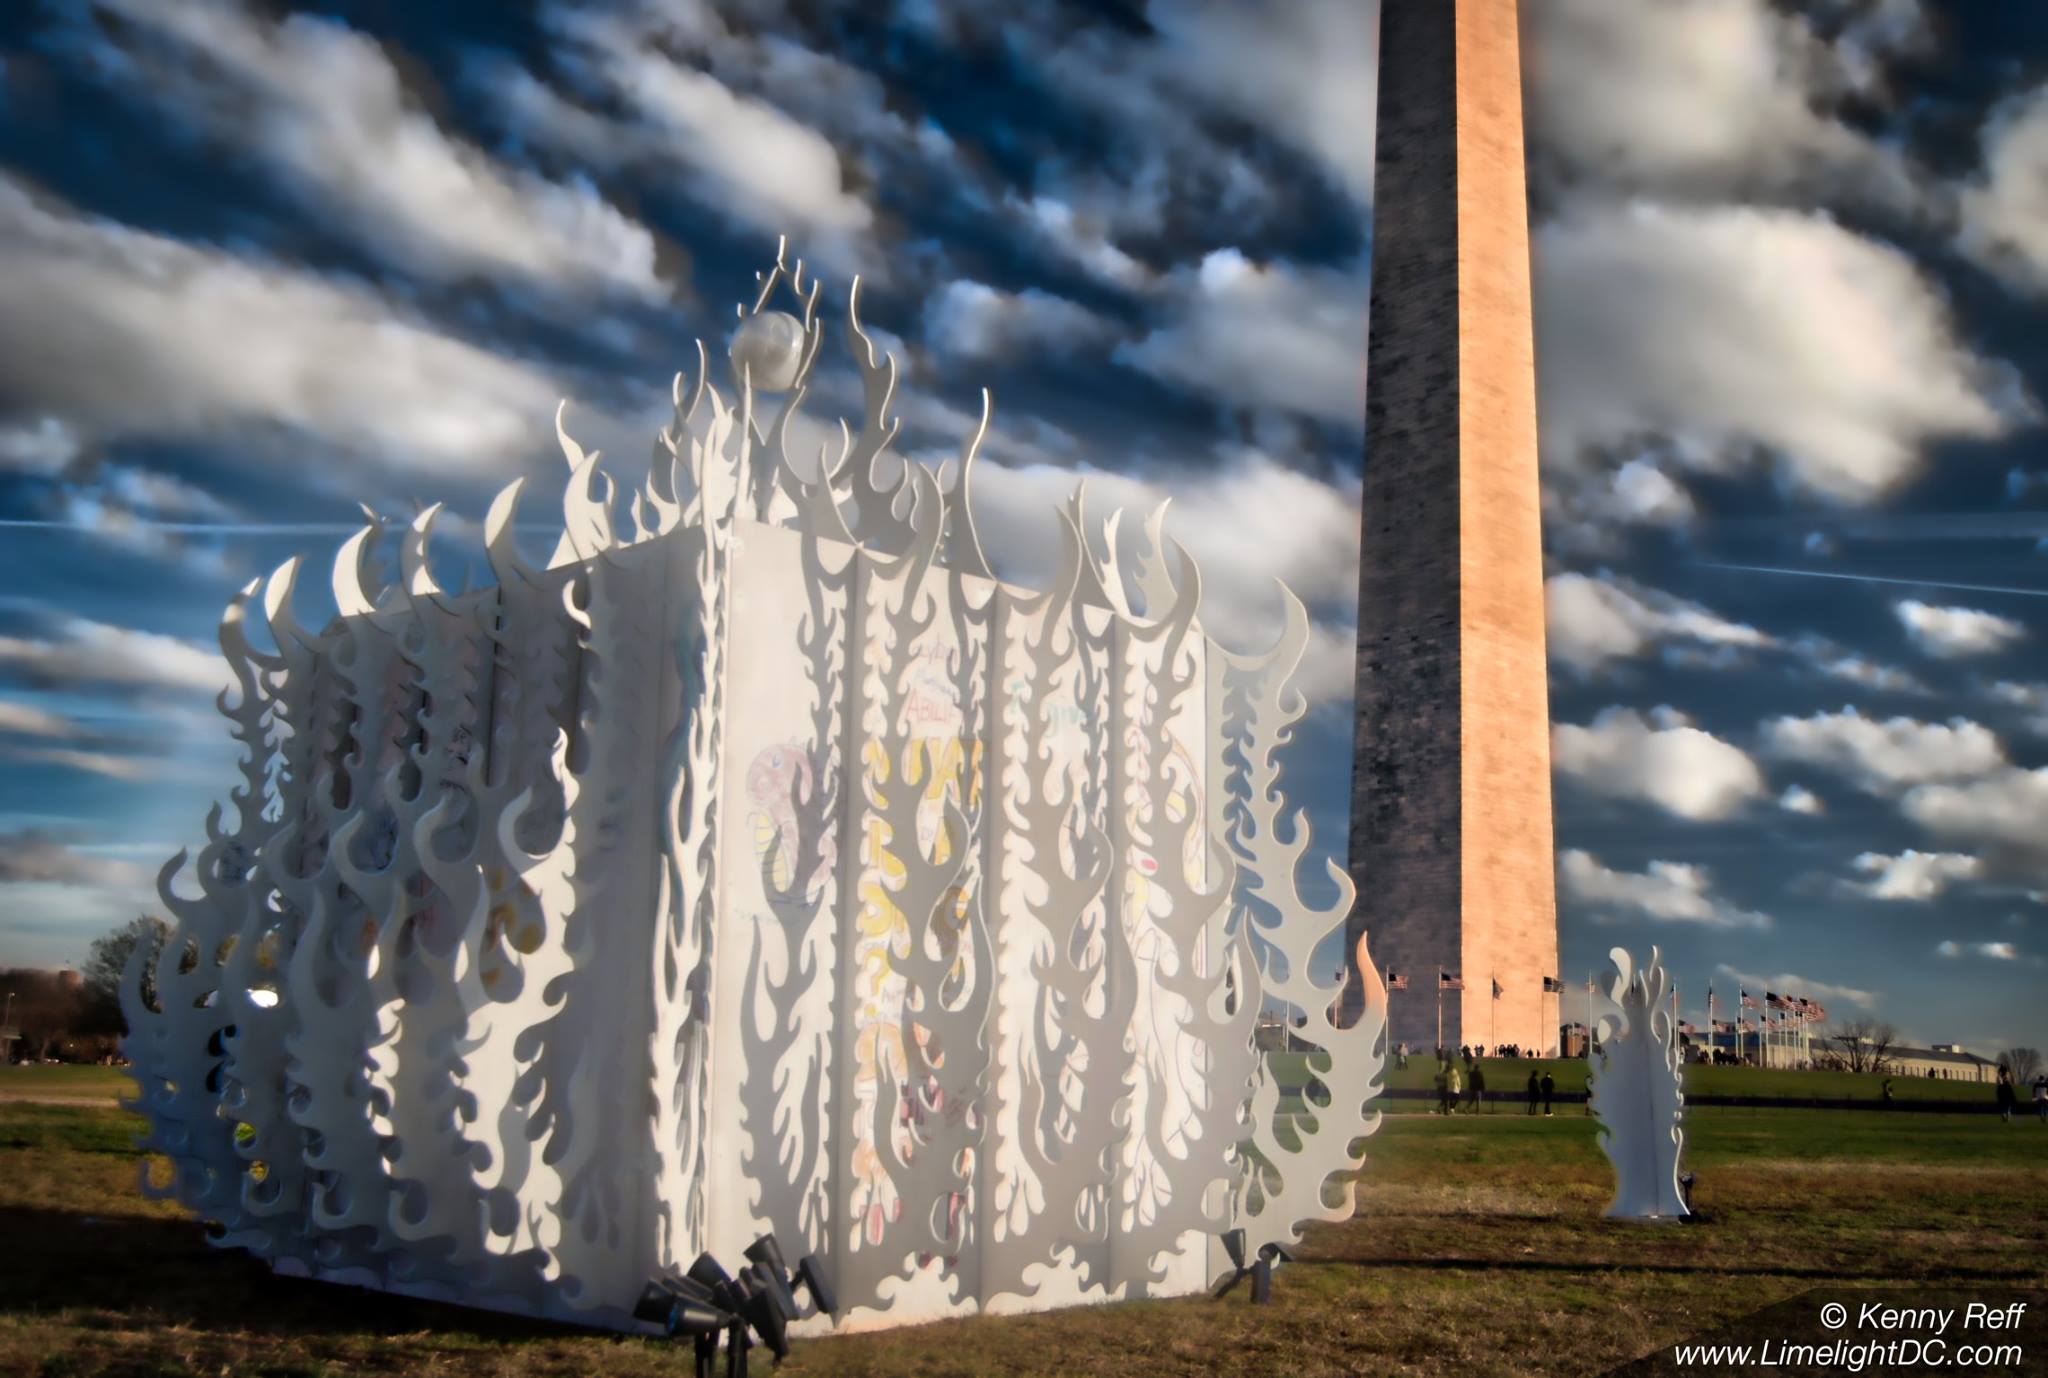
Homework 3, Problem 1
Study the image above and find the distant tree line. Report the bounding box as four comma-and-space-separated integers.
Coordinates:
2, 916, 165, 1063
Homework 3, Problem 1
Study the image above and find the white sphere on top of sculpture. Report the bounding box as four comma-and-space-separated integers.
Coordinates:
730, 310, 807, 392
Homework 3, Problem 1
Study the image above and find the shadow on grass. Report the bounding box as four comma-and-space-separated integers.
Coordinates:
1299, 1253, 2042, 1284
0, 1205, 604, 1346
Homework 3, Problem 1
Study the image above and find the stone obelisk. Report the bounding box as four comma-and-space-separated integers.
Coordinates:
1347, 0, 1559, 1056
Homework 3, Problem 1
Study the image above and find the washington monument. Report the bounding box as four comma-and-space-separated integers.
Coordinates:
1347, 0, 1560, 1055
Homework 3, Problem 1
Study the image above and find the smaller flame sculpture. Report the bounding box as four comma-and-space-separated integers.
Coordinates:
1585, 946, 1689, 1221
119, 241, 1387, 1333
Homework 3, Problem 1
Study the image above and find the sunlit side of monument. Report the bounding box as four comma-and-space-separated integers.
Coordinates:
120, 245, 1387, 1334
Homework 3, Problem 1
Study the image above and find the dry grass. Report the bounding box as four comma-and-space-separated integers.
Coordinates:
1, 1102, 2042, 1377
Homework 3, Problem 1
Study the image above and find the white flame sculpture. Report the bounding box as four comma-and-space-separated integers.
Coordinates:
121, 242, 1386, 1334
1585, 946, 1689, 1221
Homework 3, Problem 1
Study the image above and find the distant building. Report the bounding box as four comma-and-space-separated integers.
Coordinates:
1890, 1044, 1996, 1083
1686, 1030, 1996, 1082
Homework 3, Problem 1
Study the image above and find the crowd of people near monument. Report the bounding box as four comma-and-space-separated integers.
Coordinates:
1419, 1046, 1557, 1116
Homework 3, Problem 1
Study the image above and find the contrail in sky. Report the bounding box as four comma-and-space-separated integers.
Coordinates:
0, 519, 559, 535
1692, 561, 2048, 600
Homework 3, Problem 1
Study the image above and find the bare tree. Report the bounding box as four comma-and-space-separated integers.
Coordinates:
81, 915, 168, 1034
2001, 1047, 2043, 1085
1825, 1018, 1898, 1075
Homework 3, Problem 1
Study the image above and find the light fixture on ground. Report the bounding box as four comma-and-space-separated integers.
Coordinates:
1211, 1228, 1273, 1306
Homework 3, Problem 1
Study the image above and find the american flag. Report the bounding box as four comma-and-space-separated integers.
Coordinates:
1491, 978, 1504, 999
1807, 1000, 1828, 1022
1713, 1019, 1736, 1034
1767, 991, 1786, 1010
1439, 970, 1464, 991
1680, 1021, 1698, 1036
1741, 989, 1758, 1011
1543, 975, 1565, 993
1386, 970, 1409, 992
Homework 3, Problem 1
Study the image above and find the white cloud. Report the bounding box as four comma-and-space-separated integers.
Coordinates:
1013, 0, 1377, 221
0, 175, 553, 475
1893, 600, 2025, 659
1544, 571, 1770, 674
1559, 849, 1772, 928
0, 614, 226, 696
1552, 707, 1765, 821
1788, 636, 1933, 697
1986, 679, 2048, 736
1936, 940, 2019, 962
510, 4, 883, 263
72, 0, 666, 297
1137, 1, 1377, 211
968, 452, 1359, 708
1779, 784, 1824, 816
1543, 573, 1929, 691
0, 418, 83, 476
0, 743, 156, 782
1848, 849, 1983, 901
1716, 963, 1878, 1010
1534, 202, 2018, 503
1958, 86, 2048, 296
1115, 250, 1368, 427
0, 700, 77, 739
1524, 0, 1924, 205
1760, 708, 2006, 795
924, 281, 1115, 361
1901, 766, 2048, 880
1011, 196, 1152, 290
1545, 457, 1700, 552
0, 829, 149, 888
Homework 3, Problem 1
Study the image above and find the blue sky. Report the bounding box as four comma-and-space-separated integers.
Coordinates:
0, 0, 2045, 1057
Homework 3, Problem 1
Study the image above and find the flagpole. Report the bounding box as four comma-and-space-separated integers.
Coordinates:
1435, 967, 1443, 1056
1489, 970, 1496, 1054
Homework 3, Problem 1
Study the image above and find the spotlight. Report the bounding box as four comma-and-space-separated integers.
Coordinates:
1212, 1229, 1250, 1299
742, 1233, 790, 1279
687, 1254, 757, 1378
795, 1253, 837, 1316
689, 1252, 738, 1298
747, 1260, 799, 1325
633, 1281, 676, 1326
1212, 1229, 1275, 1305
1250, 1255, 1273, 1306
736, 1269, 792, 1363
633, 1277, 736, 1339
743, 1236, 800, 1321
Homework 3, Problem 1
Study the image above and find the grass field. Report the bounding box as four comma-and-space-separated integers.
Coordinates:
1267, 1052, 2001, 1112
2, 1067, 2042, 1377
4, 1057, 2002, 1110
0, 1065, 136, 1103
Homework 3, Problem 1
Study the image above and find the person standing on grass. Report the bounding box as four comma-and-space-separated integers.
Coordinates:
1541, 1068, 1555, 1116
1470, 1061, 1487, 1113
1435, 1061, 1451, 1115
1446, 1059, 1463, 1113
1526, 1068, 1540, 1115
1996, 1064, 2017, 1123
2032, 1074, 2047, 1123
